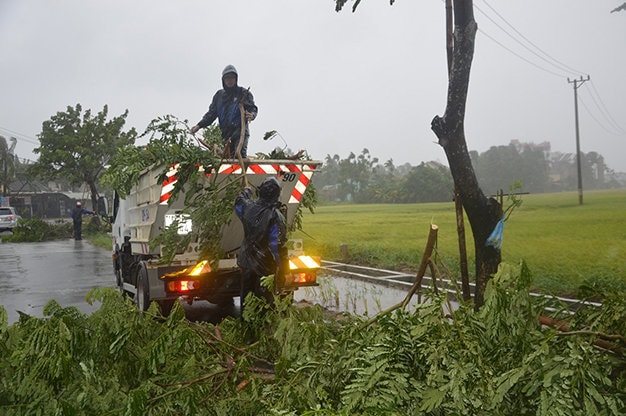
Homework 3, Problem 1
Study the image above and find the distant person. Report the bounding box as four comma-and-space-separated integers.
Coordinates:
234, 177, 287, 319
71, 201, 93, 241
190, 64, 258, 158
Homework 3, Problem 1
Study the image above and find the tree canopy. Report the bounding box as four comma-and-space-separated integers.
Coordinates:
1, 136, 17, 197
30, 104, 137, 211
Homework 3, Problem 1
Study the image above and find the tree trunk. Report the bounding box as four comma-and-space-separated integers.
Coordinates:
88, 180, 101, 226
431, 0, 501, 308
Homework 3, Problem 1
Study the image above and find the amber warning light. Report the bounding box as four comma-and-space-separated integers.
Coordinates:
163, 260, 210, 293
285, 255, 321, 286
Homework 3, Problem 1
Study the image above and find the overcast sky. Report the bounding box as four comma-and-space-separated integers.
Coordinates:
1, 0, 625, 173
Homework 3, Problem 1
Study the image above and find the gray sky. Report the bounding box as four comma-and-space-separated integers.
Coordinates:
1, 0, 625, 172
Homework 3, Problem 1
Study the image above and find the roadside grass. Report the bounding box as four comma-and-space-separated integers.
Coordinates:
293, 189, 626, 297
87, 231, 113, 251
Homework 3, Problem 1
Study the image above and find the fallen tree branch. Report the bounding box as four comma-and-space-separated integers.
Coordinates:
539, 315, 625, 353
358, 224, 439, 328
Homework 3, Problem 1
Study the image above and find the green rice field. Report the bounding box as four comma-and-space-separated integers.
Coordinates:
293, 189, 626, 297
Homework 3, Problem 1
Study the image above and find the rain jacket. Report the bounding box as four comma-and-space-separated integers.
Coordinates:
196, 86, 257, 154
234, 188, 287, 277
71, 206, 92, 223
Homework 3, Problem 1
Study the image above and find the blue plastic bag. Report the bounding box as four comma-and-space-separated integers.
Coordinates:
486, 215, 505, 251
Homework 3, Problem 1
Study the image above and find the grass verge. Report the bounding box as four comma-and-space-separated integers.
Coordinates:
293, 189, 626, 297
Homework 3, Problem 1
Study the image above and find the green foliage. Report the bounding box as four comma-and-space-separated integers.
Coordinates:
293, 189, 626, 296
29, 104, 137, 208
102, 115, 244, 263
0, 263, 624, 414
2, 217, 72, 242
315, 144, 620, 204
102, 115, 318, 264
397, 162, 454, 203
2, 216, 108, 243
334, 0, 396, 13
316, 152, 455, 204
1, 136, 16, 191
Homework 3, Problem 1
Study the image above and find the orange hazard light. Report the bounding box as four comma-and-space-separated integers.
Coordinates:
284, 255, 320, 286
188, 260, 211, 276
288, 255, 321, 270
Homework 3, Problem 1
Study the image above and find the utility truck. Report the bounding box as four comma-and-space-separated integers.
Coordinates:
110, 159, 322, 314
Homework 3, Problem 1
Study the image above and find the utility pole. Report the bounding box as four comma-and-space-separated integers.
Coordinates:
568, 75, 590, 205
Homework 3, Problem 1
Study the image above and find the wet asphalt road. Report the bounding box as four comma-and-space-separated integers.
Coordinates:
0, 238, 245, 325
0, 237, 417, 326
0, 238, 115, 324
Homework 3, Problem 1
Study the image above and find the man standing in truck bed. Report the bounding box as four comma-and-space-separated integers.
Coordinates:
190, 64, 258, 158
234, 177, 287, 319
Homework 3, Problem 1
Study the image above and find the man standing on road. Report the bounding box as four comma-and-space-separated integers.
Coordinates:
71, 201, 93, 241
190, 64, 258, 158
234, 177, 288, 319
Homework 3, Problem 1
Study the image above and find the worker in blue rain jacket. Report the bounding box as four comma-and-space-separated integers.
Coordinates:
234, 177, 287, 319
71, 201, 93, 240
190, 64, 258, 158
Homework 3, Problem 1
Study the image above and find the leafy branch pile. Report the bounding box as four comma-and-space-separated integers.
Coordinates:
101, 115, 317, 264
1, 262, 623, 415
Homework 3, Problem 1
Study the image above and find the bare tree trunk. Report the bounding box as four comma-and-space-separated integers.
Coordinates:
87, 180, 102, 226
431, 0, 501, 308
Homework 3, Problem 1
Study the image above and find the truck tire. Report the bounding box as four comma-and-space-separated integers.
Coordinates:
135, 262, 150, 312
113, 246, 123, 292
115, 265, 123, 293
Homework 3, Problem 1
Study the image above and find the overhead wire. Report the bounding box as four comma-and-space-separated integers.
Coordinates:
478, 0, 588, 76
471, 0, 624, 142
0, 126, 39, 146
586, 81, 626, 135
579, 96, 623, 136
476, 29, 565, 78
473, 2, 577, 78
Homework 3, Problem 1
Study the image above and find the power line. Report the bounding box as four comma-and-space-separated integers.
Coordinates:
477, 28, 566, 78
472, 2, 624, 143
586, 81, 626, 135
579, 95, 623, 136
474, 2, 582, 78
477, 0, 588, 76
0, 126, 39, 146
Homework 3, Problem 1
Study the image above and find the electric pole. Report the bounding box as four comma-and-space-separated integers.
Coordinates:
568, 75, 590, 205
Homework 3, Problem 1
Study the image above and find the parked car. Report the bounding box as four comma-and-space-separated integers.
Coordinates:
0, 207, 20, 232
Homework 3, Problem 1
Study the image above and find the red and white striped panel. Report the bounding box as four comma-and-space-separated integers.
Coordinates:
159, 164, 180, 204
159, 163, 317, 205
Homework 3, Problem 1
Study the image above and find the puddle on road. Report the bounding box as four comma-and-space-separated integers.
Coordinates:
294, 275, 423, 317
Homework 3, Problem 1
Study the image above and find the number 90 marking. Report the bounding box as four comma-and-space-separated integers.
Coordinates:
280, 172, 297, 182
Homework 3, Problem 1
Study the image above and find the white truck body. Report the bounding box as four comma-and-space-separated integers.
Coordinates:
110, 159, 322, 313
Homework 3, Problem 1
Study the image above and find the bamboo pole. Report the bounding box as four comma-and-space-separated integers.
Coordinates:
236, 89, 250, 187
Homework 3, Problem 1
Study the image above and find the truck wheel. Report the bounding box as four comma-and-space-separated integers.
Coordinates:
135, 263, 150, 312
115, 267, 123, 292
113, 247, 123, 292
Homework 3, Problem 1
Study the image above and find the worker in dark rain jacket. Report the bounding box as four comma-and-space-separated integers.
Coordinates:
234, 177, 287, 318
190, 64, 258, 158
71, 201, 93, 241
